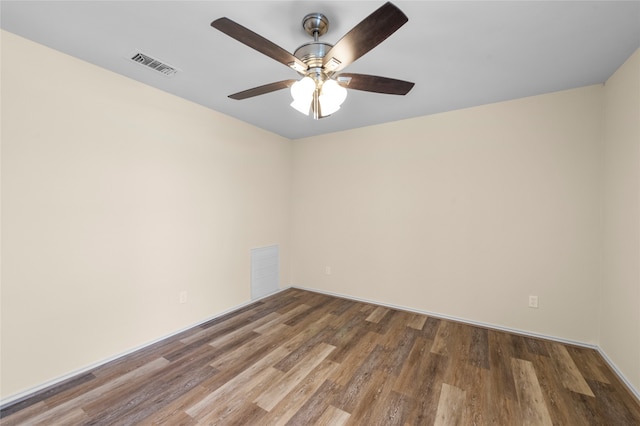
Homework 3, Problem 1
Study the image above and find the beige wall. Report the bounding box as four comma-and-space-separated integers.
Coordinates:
292, 85, 604, 344
1, 31, 292, 398
601, 49, 640, 392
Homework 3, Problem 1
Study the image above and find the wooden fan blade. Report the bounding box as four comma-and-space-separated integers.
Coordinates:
211, 18, 307, 72
322, 2, 408, 72
228, 79, 297, 100
337, 73, 414, 95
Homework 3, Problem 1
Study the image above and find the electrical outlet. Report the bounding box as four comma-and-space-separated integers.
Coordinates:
179, 291, 188, 304
528, 295, 539, 308
325, 266, 332, 275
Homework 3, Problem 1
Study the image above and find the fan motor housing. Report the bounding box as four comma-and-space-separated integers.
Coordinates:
294, 42, 333, 69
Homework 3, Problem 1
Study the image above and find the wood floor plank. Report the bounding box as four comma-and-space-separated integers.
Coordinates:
509, 333, 537, 362
567, 391, 609, 425
207, 323, 290, 371
84, 358, 217, 425
365, 306, 389, 323
547, 342, 595, 396
332, 344, 387, 413
0, 402, 50, 426
328, 298, 357, 317
406, 312, 427, 330
261, 289, 307, 312
456, 364, 489, 425
207, 311, 282, 348
487, 329, 519, 402
189, 379, 274, 424
430, 319, 452, 356
343, 344, 408, 425
197, 401, 267, 426
166, 326, 259, 363
186, 345, 290, 420
404, 352, 449, 425
45, 407, 89, 425
196, 300, 262, 329
324, 307, 372, 364
282, 300, 337, 328
261, 358, 339, 425
359, 303, 376, 314
365, 390, 414, 426
587, 378, 640, 423
481, 393, 522, 425
531, 353, 590, 425
511, 358, 554, 426
3, 289, 639, 425
440, 322, 473, 386
273, 323, 335, 372
253, 342, 335, 411
477, 361, 523, 425
377, 315, 419, 377
144, 411, 196, 425
328, 330, 380, 387
393, 336, 434, 397
138, 384, 210, 425
316, 405, 350, 426
433, 383, 466, 426
468, 327, 490, 369
178, 297, 279, 346
421, 316, 441, 340
524, 336, 550, 357
283, 379, 341, 425
566, 345, 611, 384
253, 304, 311, 334
364, 308, 399, 335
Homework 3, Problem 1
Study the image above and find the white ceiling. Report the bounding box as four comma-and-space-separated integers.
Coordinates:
2, 1, 639, 139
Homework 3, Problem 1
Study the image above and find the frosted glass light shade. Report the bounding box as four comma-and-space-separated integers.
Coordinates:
290, 76, 315, 99
290, 97, 312, 115
319, 79, 347, 116
321, 79, 347, 104
290, 76, 315, 115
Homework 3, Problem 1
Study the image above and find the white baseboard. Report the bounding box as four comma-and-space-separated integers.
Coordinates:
596, 347, 640, 401
292, 285, 640, 401
0, 288, 287, 409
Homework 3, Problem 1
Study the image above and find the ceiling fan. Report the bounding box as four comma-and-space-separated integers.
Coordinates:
211, 2, 414, 119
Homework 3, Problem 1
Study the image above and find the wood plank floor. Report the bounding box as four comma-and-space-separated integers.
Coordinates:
2, 288, 639, 425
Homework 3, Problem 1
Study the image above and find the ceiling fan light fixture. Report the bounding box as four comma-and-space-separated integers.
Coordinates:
290, 76, 316, 115
319, 79, 347, 116
290, 76, 347, 118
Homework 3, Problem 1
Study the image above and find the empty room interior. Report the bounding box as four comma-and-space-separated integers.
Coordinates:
1, 1, 639, 424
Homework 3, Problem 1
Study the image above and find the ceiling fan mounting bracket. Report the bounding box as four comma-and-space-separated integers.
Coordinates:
302, 13, 329, 39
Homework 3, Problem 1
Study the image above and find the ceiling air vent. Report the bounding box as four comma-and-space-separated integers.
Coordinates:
129, 51, 179, 77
